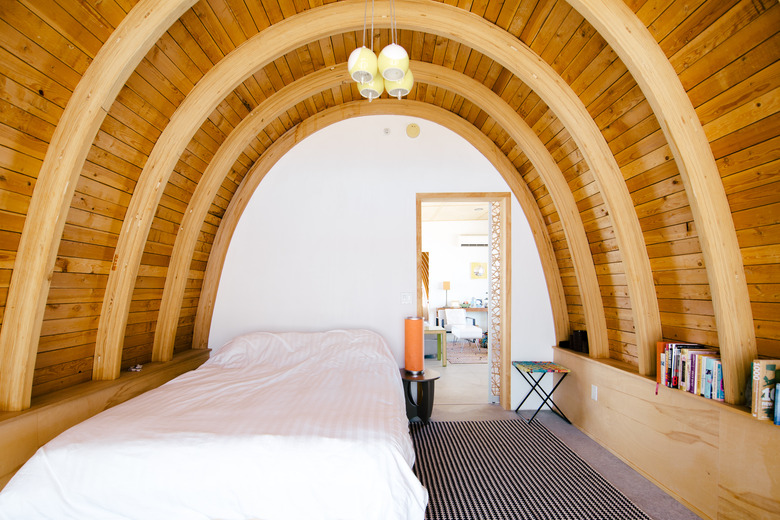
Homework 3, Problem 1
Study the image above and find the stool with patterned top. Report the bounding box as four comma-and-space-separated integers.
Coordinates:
512, 361, 571, 424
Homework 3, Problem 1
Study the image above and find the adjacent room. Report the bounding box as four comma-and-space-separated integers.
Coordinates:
0, 0, 778, 519
421, 200, 493, 403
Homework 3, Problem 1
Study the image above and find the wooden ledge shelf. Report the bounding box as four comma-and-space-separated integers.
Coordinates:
553, 347, 779, 520
552, 347, 754, 418
0, 349, 210, 489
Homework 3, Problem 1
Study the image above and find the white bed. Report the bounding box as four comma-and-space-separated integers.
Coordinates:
0, 329, 428, 519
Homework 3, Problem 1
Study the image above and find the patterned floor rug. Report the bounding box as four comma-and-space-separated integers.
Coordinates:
447, 340, 488, 364
410, 420, 652, 520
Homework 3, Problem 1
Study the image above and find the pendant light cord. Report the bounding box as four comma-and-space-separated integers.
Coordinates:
370, 0, 375, 52
362, 0, 375, 51
390, 0, 397, 44
361, 0, 368, 48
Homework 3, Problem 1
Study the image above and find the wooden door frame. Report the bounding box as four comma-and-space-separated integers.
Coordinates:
416, 193, 511, 410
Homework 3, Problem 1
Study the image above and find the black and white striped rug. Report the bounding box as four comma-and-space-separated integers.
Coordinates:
410, 420, 652, 520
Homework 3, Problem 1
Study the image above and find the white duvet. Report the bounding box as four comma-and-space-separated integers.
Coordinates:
0, 329, 428, 520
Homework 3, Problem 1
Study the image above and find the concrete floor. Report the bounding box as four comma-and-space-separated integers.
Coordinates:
424, 354, 702, 520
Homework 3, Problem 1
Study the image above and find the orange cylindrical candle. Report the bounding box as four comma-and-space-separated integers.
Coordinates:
404, 317, 424, 374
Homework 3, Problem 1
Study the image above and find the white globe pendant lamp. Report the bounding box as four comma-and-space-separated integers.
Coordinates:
385, 69, 413, 99
349, 0, 413, 100
348, 46, 378, 83
359, 74, 384, 101
378, 43, 409, 82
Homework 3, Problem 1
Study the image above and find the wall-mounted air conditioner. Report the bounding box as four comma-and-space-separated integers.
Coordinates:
458, 234, 489, 247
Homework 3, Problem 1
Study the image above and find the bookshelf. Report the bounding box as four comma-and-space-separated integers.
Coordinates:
656, 342, 779, 425
553, 347, 780, 520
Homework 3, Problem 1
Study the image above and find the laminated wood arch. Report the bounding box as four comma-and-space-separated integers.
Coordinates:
97, 0, 655, 384
153, 61, 608, 365
0, 0, 775, 514
0, 0, 198, 411
568, 0, 756, 404
413, 62, 608, 359
0, 0, 685, 410
191, 100, 564, 357
153, 62, 608, 361
152, 68, 353, 362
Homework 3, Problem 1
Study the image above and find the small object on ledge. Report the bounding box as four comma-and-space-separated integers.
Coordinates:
571, 330, 589, 354
128, 364, 143, 372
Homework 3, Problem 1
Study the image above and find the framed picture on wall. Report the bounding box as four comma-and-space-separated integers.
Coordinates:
471, 262, 487, 279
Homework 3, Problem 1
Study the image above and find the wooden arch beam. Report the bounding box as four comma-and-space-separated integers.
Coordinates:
154, 62, 607, 364
0, 0, 664, 410
0, 0, 197, 411
413, 62, 608, 358
191, 100, 566, 356
152, 68, 353, 361
568, 0, 756, 403
99, 0, 655, 383
154, 67, 571, 359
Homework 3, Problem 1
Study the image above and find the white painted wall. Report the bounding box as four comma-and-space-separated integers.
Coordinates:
423, 220, 489, 329
209, 115, 555, 408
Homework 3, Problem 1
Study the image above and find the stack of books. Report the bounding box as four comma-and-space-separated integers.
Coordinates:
751, 359, 780, 425
657, 343, 780, 425
656, 342, 722, 401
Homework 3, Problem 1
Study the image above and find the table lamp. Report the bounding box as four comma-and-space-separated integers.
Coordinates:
442, 281, 450, 306
404, 316, 424, 375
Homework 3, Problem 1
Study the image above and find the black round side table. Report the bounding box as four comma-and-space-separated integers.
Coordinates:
400, 368, 441, 424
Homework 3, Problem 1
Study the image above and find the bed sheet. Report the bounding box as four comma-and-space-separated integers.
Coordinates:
0, 329, 427, 520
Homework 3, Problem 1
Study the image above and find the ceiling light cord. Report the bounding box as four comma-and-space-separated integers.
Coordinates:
361, 0, 368, 49
390, 0, 397, 44
370, 0, 375, 52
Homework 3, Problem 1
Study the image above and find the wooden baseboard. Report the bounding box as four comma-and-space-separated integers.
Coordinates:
0, 349, 209, 490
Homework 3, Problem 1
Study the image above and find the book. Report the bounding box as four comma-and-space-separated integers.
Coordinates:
680, 346, 708, 392
713, 359, 724, 402
775, 386, 780, 426
751, 360, 779, 420
656, 341, 667, 384
663, 343, 699, 389
703, 357, 716, 399
660, 350, 667, 387
671, 345, 682, 388
689, 350, 718, 395
698, 355, 718, 398
680, 348, 689, 391
654, 342, 724, 399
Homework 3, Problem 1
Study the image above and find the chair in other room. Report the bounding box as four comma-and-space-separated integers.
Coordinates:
444, 308, 483, 343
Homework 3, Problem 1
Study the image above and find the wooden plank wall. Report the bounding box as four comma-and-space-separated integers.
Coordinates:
0, 0, 777, 403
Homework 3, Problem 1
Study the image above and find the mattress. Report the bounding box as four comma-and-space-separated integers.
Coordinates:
0, 329, 428, 519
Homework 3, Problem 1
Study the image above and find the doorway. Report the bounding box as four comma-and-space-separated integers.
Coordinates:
416, 193, 511, 410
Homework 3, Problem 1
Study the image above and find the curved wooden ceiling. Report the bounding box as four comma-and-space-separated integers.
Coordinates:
0, 0, 777, 410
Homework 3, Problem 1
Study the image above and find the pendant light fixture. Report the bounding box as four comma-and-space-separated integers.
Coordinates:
359, 73, 384, 101
377, 0, 410, 82
348, 46, 377, 84
347, 0, 377, 83
349, 0, 413, 101
385, 68, 413, 99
